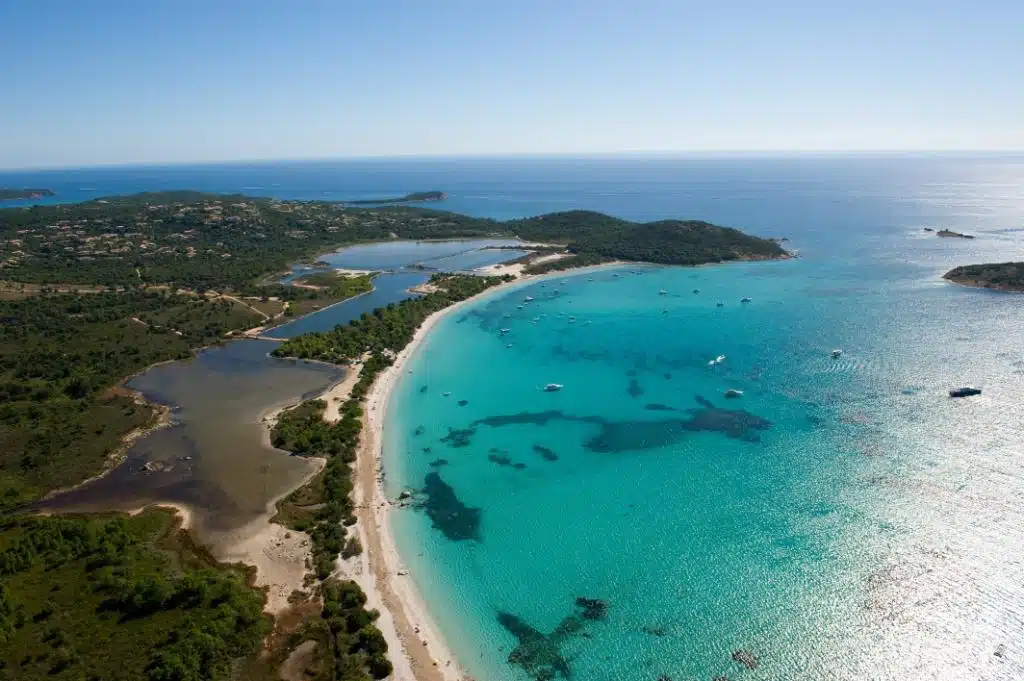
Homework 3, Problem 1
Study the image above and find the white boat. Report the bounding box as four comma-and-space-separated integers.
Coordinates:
524, 296, 534, 302
741, 297, 752, 303
499, 328, 511, 335
544, 383, 564, 392
505, 343, 513, 348
831, 349, 843, 359
568, 316, 576, 322
659, 289, 668, 295
693, 289, 700, 294
724, 389, 744, 398
516, 305, 523, 310
716, 355, 727, 363
716, 302, 725, 307
442, 392, 451, 397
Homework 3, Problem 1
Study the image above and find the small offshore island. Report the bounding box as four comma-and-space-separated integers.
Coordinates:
0, 187, 55, 201
343, 190, 448, 205
944, 261, 1024, 292
0, 190, 786, 681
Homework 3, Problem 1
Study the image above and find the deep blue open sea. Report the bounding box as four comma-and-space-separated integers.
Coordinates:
8, 155, 1024, 680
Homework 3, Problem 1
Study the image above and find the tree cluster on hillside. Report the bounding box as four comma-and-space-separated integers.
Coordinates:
0, 509, 268, 681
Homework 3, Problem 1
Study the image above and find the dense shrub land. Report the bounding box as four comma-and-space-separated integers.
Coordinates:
0, 509, 268, 681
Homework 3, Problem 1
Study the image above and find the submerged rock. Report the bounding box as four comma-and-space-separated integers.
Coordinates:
575, 597, 608, 620
440, 427, 476, 448
488, 453, 513, 466
421, 472, 481, 541
731, 650, 759, 670
419, 384, 428, 393
475, 396, 771, 454
533, 444, 559, 461
641, 626, 666, 637
498, 596, 607, 681
628, 378, 645, 398
413, 425, 425, 436
428, 458, 449, 468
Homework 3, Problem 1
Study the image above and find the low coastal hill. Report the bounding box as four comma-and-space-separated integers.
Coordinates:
508, 210, 787, 270
0, 191, 786, 289
944, 262, 1024, 291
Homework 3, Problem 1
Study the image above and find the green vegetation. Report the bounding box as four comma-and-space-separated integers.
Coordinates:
272, 398, 361, 578
509, 210, 788, 271
276, 579, 392, 681
523, 252, 611, 274
0, 191, 784, 291
0, 192, 491, 290
0, 291, 262, 509
345, 190, 446, 205
944, 262, 1024, 291
0, 509, 268, 681
0, 189, 55, 201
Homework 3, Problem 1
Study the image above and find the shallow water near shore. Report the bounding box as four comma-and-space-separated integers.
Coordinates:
379, 157, 1024, 680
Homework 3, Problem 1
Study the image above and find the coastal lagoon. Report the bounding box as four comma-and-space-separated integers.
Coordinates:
38, 340, 342, 543
17, 156, 1024, 679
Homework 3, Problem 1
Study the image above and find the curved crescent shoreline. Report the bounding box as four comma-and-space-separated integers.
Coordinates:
350, 262, 625, 681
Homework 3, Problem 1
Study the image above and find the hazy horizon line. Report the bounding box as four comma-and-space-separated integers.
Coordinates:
2, 149, 1023, 173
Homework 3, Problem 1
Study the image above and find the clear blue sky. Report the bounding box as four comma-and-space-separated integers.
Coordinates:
1, 0, 1021, 168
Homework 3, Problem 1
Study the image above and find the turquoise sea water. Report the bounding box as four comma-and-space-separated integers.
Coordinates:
375, 158, 1024, 680
10, 156, 1024, 679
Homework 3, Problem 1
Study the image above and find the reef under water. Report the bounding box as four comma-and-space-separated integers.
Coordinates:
498, 597, 609, 681
472, 395, 772, 453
